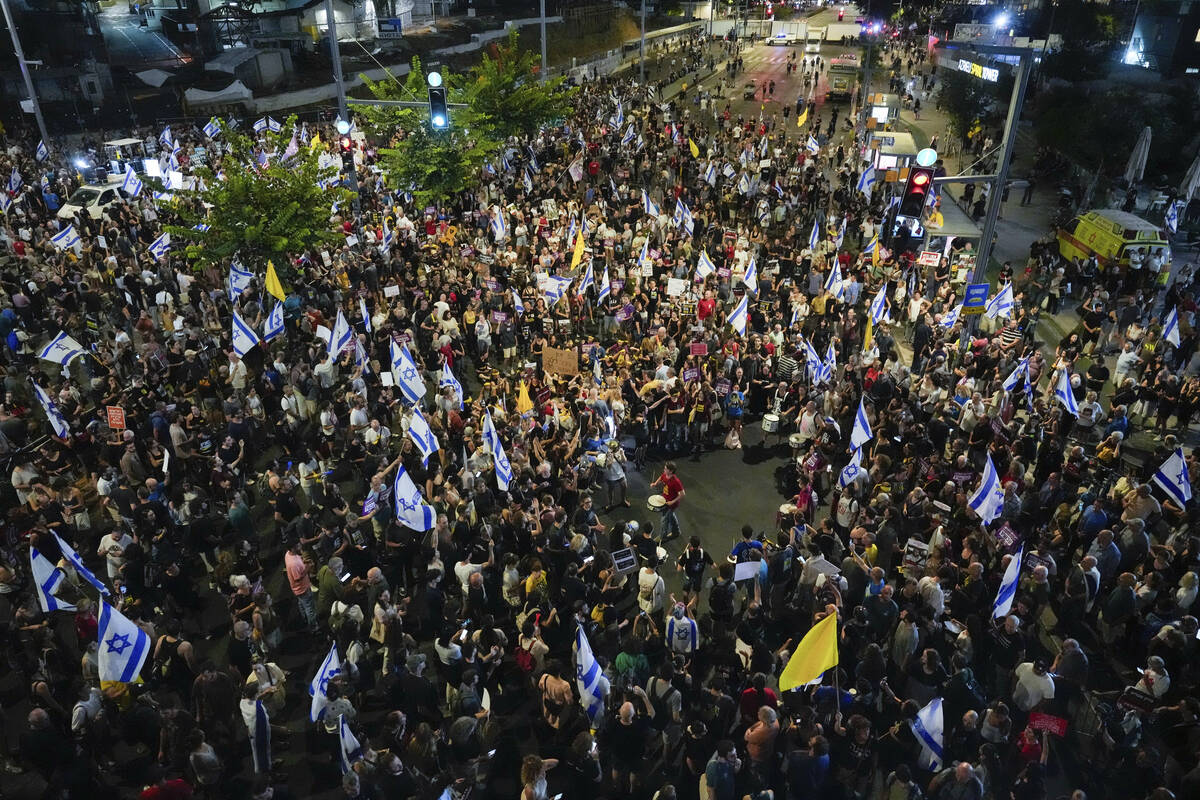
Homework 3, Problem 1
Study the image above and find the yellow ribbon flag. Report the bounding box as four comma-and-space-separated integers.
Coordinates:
796, 107, 808, 130
516, 381, 534, 415
688, 138, 700, 158
570, 229, 586, 270
862, 316, 874, 355
778, 612, 839, 692
265, 260, 287, 301
871, 238, 882, 266
309, 132, 322, 150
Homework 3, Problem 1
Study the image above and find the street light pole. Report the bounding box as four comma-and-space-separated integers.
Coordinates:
540, 0, 548, 82
0, 0, 50, 146
323, 0, 362, 244
640, 0, 647, 83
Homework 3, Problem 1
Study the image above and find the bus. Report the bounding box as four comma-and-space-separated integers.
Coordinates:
826, 54, 860, 101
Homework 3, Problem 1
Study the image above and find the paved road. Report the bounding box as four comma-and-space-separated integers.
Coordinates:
98, 3, 187, 68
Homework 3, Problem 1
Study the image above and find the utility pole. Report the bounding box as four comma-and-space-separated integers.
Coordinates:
0, 0, 50, 146
640, 0, 647, 83
540, 0, 548, 82
324, 0, 362, 244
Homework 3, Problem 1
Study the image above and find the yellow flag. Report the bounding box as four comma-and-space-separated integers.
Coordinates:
796, 107, 808, 129
862, 316, 874, 355
778, 612, 839, 692
570, 229, 586, 270
872, 238, 881, 266
516, 381, 534, 415
265, 260, 287, 301
309, 132, 322, 150
688, 138, 700, 158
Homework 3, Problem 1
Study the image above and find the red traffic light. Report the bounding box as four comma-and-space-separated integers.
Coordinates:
911, 172, 930, 187
898, 166, 935, 218
339, 136, 353, 152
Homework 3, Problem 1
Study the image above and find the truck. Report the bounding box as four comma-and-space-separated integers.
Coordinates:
826, 54, 861, 100
769, 20, 807, 45
805, 27, 825, 53
825, 22, 862, 44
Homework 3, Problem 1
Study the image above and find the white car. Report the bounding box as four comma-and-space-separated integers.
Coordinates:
57, 183, 129, 221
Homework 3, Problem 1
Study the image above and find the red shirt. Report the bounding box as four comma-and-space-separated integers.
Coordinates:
697, 298, 716, 320
660, 472, 684, 507
140, 779, 194, 800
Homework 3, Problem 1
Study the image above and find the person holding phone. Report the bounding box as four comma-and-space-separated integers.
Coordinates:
519, 753, 558, 800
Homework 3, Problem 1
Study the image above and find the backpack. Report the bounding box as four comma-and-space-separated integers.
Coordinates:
947, 667, 986, 711
514, 638, 536, 673
647, 676, 680, 731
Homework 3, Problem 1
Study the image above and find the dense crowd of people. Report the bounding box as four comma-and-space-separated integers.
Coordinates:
1, 27, 1200, 800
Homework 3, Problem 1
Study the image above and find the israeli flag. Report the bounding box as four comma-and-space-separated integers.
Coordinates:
723, 162, 737, 179
1055, 368, 1079, 417
622, 124, 636, 146
491, 206, 507, 241
483, 409, 513, 490
253, 117, 269, 134
856, 165, 876, 196
851, 399, 873, 449
806, 134, 820, 154
0, 193, 12, 214
638, 238, 650, 269
1164, 306, 1181, 347
802, 338, 824, 383
613, 100, 624, 126
527, 147, 539, 171
263, 302, 285, 342
573, 624, 607, 725
992, 544, 1025, 619
120, 166, 143, 198
232, 310, 261, 357
985, 283, 1015, 320
911, 697, 945, 771
737, 173, 751, 195
1152, 447, 1193, 508
869, 284, 889, 324
52, 531, 109, 596
390, 341, 427, 405
597, 266, 611, 305
249, 700, 271, 774
697, 249, 716, 279
38, 331, 85, 366
566, 215, 577, 247
51, 224, 81, 251
1165, 200, 1180, 235
1024, 369, 1035, 413
97, 601, 151, 683
439, 362, 464, 409
408, 407, 440, 465
148, 232, 171, 260
228, 263, 253, 301
824, 260, 843, 297
578, 261, 596, 298
309, 643, 342, 722
328, 310, 352, 359
743, 257, 759, 295
338, 714, 362, 774
968, 454, 1005, 525
727, 294, 748, 336
159, 125, 172, 146
545, 275, 572, 307
643, 190, 659, 217
359, 297, 372, 333
673, 198, 686, 227
203, 117, 221, 138
838, 447, 865, 489
704, 162, 717, 185
512, 289, 525, 316
523, 167, 534, 193
267, 116, 282, 132
31, 546, 75, 613
33, 382, 70, 439
939, 304, 962, 329
1002, 357, 1029, 392
8, 166, 22, 193
35, 139, 49, 162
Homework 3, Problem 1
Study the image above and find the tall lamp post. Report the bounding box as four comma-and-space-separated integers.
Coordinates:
0, 0, 50, 145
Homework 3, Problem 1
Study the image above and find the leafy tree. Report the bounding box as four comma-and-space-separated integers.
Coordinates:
465, 29, 577, 142
935, 71, 995, 149
356, 58, 498, 208
160, 115, 350, 280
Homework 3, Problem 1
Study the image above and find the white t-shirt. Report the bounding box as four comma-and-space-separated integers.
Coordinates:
1012, 662, 1055, 712
638, 569, 665, 613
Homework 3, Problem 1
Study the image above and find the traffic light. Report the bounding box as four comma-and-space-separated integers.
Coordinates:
339, 134, 354, 173
898, 165, 934, 218
427, 71, 449, 131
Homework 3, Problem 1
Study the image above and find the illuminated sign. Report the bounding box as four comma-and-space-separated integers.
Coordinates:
958, 58, 999, 81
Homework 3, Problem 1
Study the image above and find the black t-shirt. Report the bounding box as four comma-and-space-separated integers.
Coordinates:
678, 546, 714, 577
609, 715, 651, 764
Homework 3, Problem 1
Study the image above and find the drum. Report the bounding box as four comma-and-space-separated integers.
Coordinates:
788, 433, 805, 449
656, 546, 668, 564
779, 503, 798, 516
762, 413, 781, 433
647, 494, 667, 513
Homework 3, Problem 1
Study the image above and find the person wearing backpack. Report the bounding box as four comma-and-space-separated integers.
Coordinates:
515, 617, 549, 676
647, 662, 684, 765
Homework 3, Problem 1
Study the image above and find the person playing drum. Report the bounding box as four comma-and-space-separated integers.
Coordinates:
651, 461, 685, 543
767, 381, 798, 446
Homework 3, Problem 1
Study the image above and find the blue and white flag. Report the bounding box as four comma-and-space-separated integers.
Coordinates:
544, 275, 572, 307
637, 238, 650, 269
851, 399, 873, 449
232, 310, 260, 357
985, 283, 1014, 320
328, 310, 352, 359
390, 342, 427, 405
8, 166, 22, 193
527, 147, 539, 171
439, 362, 464, 409
939, 303, 962, 329
968, 454, 1005, 525
727, 294, 748, 336
31, 546, 75, 613
121, 166, 143, 198
98, 601, 151, 683
1055, 368, 1079, 417
228, 263, 253, 301
309, 643, 342, 722
911, 697, 945, 771
35, 140, 49, 162
597, 266, 611, 305
612, 100, 624, 127
1163, 305, 1181, 347
159, 125, 172, 147
1002, 357, 1029, 393
1023, 369, 1035, 413
704, 161, 717, 185
253, 117, 269, 134
39, 330, 86, 366
743, 257, 759, 295
511, 289, 525, 316
622, 124, 636, 146
1153, 447, 1192, 508
723, 162, 737, 179
394, 464, 437, 531
697, 249, 716, 279
642, 189, 659, 217
578, 261, 596, 297
802, 338, 824, 383
807, 134, 820, 154
573, 624, 607, 725
0, 193, 11, 214
1165, 200, 1180, 234
673, 197, 686, 227
407, 407, 440, 465
263, 301, 284, 342
737, 173, 751, 195
822, 342, 836, 384
856, 165, 876, 196
33, 382, 70, 439
338, 714, 362, 774
483, 409, 513, 490
203, 117, 221, 138
267, 116, 282, 132
992, 544, 1025, 619
359, 297, 372, 333
148, 232, 171, 260
491, 206, 507, 241
838, 447, 864, 489
523, 167, 534, 193
824, 260, 843, 298
51, 224, 81, 251
836, 215, 847, 249
52, 531, 109, 596
869, 284, 889, 324
249, 700, 271, 774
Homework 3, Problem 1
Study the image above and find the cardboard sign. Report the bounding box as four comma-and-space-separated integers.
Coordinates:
383, 284, 401, 298
995, 523, 1020, 552
491, 311, 508, 324
611, 547, 639, 574
718, 267, 731, 279
483, 278, 500, 291
715, 378, 732, 396
917, 250, 941, 267
542, 346, 579, 375
690, 342, 709, 356
902, 539, 930, 575
615, 303, 635, 322
1028, 712, 1068, 737
962, 282, 989, 316
106, 406, 126, 430
667, 277, 688, 296
641, 263, 655, 277
682, 367, 700, 383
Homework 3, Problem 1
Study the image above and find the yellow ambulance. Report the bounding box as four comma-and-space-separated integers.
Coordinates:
1056, 209, 1170, 271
